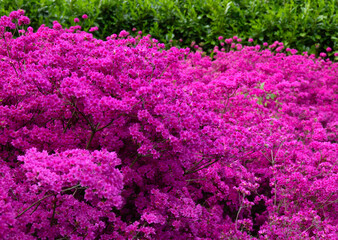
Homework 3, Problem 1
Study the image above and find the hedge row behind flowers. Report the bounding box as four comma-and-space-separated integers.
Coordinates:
1, 0, 337, 56
0, 10, 337, 239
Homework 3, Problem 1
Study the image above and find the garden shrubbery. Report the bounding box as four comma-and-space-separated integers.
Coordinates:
0, 0, 337, 56
0, 10, 337, 239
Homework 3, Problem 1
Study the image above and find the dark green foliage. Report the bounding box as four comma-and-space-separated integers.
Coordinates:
0, 0, 101, 33
1, 0, 337, 55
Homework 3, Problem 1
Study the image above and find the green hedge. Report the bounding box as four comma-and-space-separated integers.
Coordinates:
1, 0, 337, 55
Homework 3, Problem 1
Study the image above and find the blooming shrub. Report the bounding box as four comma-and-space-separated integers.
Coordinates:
0, 10, 337, 239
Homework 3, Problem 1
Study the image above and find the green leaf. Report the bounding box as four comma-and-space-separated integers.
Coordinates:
259, 82, 265, 90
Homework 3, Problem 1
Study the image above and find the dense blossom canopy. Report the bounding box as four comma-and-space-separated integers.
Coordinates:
0, 10, 337, 239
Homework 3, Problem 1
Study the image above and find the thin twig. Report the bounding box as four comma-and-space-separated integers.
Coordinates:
16, 193, 54, 219
185, 159, 220, 175
235, 193, 246, 230
130, 155, 140, 168
63, 110, 77, 133
16, 184, 82, 219
50, 196, 57, 226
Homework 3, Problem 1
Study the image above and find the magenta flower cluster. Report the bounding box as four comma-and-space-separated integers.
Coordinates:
0, 11, 337, 239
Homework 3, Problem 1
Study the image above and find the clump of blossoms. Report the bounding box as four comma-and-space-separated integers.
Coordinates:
0, 10, 337, 239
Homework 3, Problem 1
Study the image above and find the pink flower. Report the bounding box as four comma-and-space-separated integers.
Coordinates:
290, 49, 298, 54
276, 46, 284, 52
9, 10, 21, 20
158, 43, 165, 48
225, 38, 233, 44
18, 16, 30, 26
82, 14, 88, 19
52, 21, 62, 30
118, 30, 129, 38
74, 18, 79, 23
16, 89, 26, 95
218, 36, 224, 41
248, 38, 253, 42
263, 42, 268, 46
89, 26, 98, 32
4, 32, 12, 40
326, 47, 332, 52
320, 52, 327, 57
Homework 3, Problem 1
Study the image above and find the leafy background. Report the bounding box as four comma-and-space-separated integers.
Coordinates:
0, 0, 337, 55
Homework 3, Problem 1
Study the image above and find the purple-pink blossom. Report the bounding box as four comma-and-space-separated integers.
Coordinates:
0, 9, 337, 240
320, 52, 327, 57
18, 16, 30, 26
118, 29, 129, 38
89, 26, 99, 32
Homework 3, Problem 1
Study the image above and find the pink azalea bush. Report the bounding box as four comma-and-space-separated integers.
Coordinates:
0, 10, 337, 239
